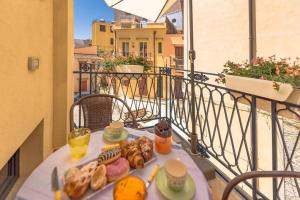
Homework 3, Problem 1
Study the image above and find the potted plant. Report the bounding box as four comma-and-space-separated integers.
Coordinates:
216, 56, 300, 119
104, 56, 151, 98
104, 56, 151, 73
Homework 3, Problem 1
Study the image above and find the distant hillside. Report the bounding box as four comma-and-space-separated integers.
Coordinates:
74, 39, 92, 48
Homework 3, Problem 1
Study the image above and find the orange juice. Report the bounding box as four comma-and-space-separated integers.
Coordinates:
155, 134, 172, 154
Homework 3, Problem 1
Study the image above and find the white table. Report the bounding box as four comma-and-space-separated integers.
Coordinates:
16, 129, 212, 200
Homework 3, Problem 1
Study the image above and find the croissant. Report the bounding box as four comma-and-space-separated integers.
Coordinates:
133, 155, 145, 169
120, 137, 153, 169
138, 137, 153, 162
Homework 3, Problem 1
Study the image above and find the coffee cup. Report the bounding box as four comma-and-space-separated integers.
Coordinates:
105, 122, 124, 138
164, 159, 187, 192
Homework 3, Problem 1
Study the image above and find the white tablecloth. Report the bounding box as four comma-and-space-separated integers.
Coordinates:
16, 129, 212, 200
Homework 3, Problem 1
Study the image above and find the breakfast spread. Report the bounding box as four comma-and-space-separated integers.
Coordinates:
62, 125, 198, 200
114, 176, 147, 200
63, 135, 155, 199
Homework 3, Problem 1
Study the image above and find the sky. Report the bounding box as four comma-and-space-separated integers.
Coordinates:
74, 0, 114, 39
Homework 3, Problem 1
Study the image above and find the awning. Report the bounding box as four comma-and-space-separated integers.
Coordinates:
104, 0, 177, 22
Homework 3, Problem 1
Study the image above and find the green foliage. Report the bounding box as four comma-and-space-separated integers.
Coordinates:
104, 56, 151, 72
216, 56, 300, 89
97, 48, 105, 56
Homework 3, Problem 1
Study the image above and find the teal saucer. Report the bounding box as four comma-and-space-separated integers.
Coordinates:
156, 167, 196, 200
103, 128, 128, 143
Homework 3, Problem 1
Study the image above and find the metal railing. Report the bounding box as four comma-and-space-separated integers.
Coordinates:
74, 63, 300, 200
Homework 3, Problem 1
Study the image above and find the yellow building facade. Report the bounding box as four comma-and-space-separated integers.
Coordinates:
92, 21, 115, 53
114, 22, 167, 68
1, 0, 73, 196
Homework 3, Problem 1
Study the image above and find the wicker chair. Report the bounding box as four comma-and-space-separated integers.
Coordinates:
70, 94, 137, 132
222, 171, 300, 200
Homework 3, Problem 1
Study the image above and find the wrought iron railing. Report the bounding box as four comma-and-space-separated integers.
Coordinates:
74, 63, 300, 200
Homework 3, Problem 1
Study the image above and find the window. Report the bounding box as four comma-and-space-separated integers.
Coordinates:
158, 42, 162, 54
100, 25, 106, 32
110, 26, 113, 33
175, 47, 184, 68
139, 42, 147, 57
121, 23, 131, 29
138, 76, 148, 96
0, 150, 19, 199
110, 38, 114, 45
81, 79, 87, 92
122, 42, 129, 57
172, 18, 176, 23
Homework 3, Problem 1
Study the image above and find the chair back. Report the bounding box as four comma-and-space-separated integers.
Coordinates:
222, 171, 300, 200
70, 94, 137, 132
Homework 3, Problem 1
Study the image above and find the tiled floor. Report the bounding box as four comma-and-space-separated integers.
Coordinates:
208, 176, 242, 200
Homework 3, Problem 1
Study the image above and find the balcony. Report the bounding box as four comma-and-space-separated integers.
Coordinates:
73, 63, 300, 200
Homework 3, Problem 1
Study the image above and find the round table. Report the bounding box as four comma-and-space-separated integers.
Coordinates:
16, 128, 212, 200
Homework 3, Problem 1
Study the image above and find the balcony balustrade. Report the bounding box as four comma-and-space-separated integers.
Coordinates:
73, 63, 300, 200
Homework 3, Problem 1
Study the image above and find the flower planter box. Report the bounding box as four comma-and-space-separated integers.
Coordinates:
113, 65, 145, 98
114, 64, 144, 73
225, 75, 300, 120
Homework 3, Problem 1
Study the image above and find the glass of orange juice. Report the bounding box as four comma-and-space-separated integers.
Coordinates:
68, 128, 91, 160
154, 120, 172, 154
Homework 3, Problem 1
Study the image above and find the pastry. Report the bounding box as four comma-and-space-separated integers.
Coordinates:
101, 144, 120, 151
80, 161, 98, 179
90, 164, 107, 190
137, 136, 153, 162
127, 151, 144, 169
120, 137, 153, 169
98, 148, 121, 164
64, 167, 80, 183
133, 155, 144, 169
114, 176, 147, 200
63, 172, 90, 199
121, 140, 141, 169
106, 157, 130, 182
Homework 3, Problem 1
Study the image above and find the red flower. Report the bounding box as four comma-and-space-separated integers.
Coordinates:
275, 65, 280, 75
285, 66, 294, 74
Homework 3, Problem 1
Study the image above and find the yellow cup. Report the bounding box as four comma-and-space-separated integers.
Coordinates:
68, 128, 91, 160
